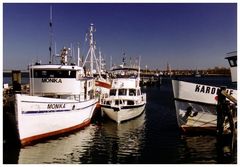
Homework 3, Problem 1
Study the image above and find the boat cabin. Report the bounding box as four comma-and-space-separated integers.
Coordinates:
28, 47, 95, 101
225, 51, 237, 83
29, 65, 94, 101
102, 88, 143, 106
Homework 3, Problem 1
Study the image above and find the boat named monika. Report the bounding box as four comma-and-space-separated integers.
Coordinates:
15, 47, 98, 146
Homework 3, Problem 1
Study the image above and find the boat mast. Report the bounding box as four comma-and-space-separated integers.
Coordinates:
49, 5, 53, 64
110, 56, 112, 69
99, 49, 102, 74
82, 23, 100, 76
77, 42, 81, 66
138, 56, 141, 79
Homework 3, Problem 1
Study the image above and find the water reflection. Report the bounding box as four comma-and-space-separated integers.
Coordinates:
18, 111, 146, 164
79, 111, 146, 163
177, 135, 237, 164
18, 125, 96, 164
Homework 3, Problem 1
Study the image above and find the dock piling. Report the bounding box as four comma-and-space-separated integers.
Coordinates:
12, 70, 21, 93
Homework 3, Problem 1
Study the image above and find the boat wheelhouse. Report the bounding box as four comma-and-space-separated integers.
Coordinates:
225, 51, 237, 83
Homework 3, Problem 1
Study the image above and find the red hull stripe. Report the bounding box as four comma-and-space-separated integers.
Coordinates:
96, 103, 101, 109
95, 81, 111, 89
20, 119, 91, 146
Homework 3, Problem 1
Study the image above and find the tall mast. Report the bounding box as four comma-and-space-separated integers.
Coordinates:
82, 23, 100, 76
49, 5, 53, 64
138, 56, 141, 79
110, 56, 112, 69
90, 24, 94, 75
77, 42, 81, 66
99, 49, 102, 74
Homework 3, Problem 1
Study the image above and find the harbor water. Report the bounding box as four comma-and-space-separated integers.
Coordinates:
3, 76, 237, 164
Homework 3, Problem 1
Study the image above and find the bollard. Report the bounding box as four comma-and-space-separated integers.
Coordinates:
12, 70, 21, 93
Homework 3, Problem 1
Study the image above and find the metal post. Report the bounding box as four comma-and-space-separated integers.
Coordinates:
12, 70, 21, 93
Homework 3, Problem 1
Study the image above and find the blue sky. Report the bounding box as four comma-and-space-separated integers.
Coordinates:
3, 3, 237, 70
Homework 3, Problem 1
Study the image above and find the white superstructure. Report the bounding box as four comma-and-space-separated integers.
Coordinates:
225, 51, 237, 83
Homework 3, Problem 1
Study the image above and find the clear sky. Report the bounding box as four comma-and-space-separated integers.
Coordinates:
3, 3, 237, 70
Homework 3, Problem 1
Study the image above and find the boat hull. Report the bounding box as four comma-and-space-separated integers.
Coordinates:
101, 103, 145, 123
15, 94, 97, 146
175, 100, 217, 132
172, 79, 237, 132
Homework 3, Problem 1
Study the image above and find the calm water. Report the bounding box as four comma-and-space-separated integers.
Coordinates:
3, 76, 237, 164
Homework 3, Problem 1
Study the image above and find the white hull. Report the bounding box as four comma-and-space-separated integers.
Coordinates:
175, 101, 217, 132
101, 102, 145, 123
15, 94, 97, 146
172, 79, 237, 132
172, 80, 237, 105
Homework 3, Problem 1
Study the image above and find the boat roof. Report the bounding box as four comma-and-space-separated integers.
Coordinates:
111, 66, 138, 71
29, 64, 84, 70
225, 51, 237, 60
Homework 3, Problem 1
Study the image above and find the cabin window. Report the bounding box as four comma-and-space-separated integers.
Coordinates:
110, 89, 117, 96
106, 101, 111, 105
127, 100, 134, 105
42, 71, 47, 77
32, 70, 76, 78
129, 89, 136, 96
114, 100, 123, 105
229, 59, 237, 67
118, 89, 127, 96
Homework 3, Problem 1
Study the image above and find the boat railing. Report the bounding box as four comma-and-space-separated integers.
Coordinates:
221, 90, 237, 105
32, 92, 88, 101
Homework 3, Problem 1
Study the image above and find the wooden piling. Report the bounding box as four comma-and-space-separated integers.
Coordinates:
216, 86, 237, 157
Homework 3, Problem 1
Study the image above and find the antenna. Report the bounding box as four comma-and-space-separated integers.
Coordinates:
77, 42, 81, 66
110, 56, 112, 69
49, 5, 53, 64
138, 56, 141, 79
99, 48, 102, 73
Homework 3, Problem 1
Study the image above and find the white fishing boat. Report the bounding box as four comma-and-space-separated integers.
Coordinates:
101, 62, 146, 123
172, 51, 237, 132
15, 47, 98, 146
194, 69, 201, 78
